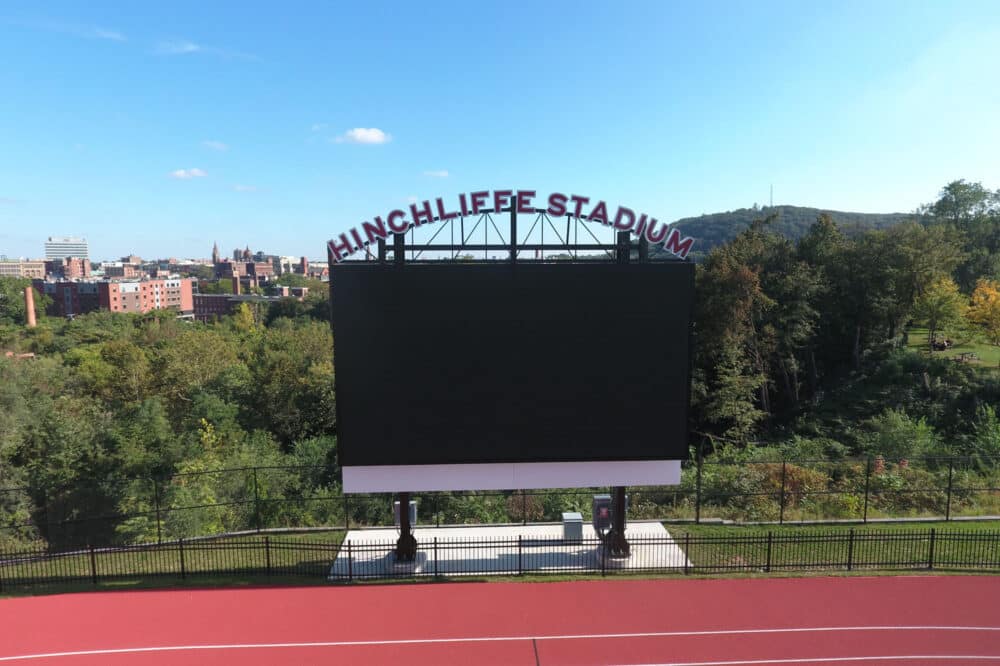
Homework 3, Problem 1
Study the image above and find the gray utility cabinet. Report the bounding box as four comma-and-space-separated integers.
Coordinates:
562, 511, 583, 541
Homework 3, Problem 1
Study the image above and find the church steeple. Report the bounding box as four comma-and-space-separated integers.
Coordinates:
212, 241, 220, 264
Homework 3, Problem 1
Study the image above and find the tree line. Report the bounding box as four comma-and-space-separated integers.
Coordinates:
2, 180, 1000, 549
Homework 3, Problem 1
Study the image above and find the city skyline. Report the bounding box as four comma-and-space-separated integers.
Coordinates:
1, 1, 999, 259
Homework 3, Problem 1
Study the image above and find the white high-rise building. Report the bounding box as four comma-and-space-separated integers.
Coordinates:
45, 236, 89, 260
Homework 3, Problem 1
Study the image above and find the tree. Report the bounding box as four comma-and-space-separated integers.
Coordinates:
968, 279, 1000, 345
911, 277, 967, 352
0, 278, 50, 326
928, 180, 999, 226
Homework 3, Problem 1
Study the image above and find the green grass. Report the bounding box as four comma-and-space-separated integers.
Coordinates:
4, 523, 1000, 597
0, 530, 345, 594
906, 327, 1000, 367
670, 520, 1000, 572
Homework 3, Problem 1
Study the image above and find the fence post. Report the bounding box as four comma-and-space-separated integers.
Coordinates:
765, 532, 773, 573
153, 478, 163, 545
945, 459, 955, 521
847, 528, 855, 571
863, 456, 872, 524
928, 528, 936, 570
434, 537, 439, 578
518, 535, 523, 575
695, 444, 703, 524
602, 534, 608, 577
779, 462, 787, 525
179, 538, 186, 579
683, 533, 690, 575
265, 536, 271, 577
347, 541, 353, 581
252, 467, 261, 533
89, 544, 98, 585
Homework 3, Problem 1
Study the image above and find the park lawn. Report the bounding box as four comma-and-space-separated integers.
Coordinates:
906, 327, 1000, 367
671, 520, 1000, 572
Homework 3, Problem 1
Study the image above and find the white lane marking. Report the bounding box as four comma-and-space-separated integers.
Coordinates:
0, 626, 998, 662
615, 657, 1000, 666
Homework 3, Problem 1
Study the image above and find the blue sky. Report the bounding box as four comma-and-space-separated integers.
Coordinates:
1, 0, 999, 260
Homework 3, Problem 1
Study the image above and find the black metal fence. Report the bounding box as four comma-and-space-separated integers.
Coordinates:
2, 455, 1000, 551
3, 528, 999, 591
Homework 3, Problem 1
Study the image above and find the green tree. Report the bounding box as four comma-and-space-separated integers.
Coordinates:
911, 277, 967, 352
0, 278, 50, 326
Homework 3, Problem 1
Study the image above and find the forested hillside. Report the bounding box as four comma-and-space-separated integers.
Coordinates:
664, 205, 920, 261
2, 179, 1000, 548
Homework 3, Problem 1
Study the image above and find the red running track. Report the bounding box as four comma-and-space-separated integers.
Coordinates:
1, 576, 998, 665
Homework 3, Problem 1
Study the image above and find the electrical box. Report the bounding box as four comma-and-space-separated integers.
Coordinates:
393, 500, 417, 527
562, 512, 583, 542
592, 494, 611, 531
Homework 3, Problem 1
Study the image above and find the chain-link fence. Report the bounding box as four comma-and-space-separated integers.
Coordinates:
2, 455, 999, 551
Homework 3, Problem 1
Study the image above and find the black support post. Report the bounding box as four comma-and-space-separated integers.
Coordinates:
395, 491, 417, 562
863, 456, 872, 523
945, 459, 954, 521
605, 486, 631, 557
509, 205, 517, 263
779, 461, 787, 524
393, 232, 405, 267
153, 478, 162, 545
695, 439, 704, 524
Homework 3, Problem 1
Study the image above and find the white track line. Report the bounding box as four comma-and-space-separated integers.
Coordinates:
0, 626, 998, 662
616, 658, 1000, 666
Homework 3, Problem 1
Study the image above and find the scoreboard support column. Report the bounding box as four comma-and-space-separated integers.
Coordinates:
604, 231, 635, 558
605, 485, 631, 557
395, 491, 417, 562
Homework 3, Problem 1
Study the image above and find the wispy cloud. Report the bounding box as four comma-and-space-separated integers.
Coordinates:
155, 39, 258, 60
169, 168, 207, 180
311, 123, 328, 132
423, 170, 449, 178
233, 184, 258, 192
203, 140, 229, 152
334, 128, 391, 144
16, 20, 126, 42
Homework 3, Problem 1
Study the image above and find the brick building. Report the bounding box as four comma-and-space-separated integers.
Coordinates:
102, 262, 141, 278
35, 280, 99, 317
35, 277, 194, 318
45, 257, 91, 279
99, 278, 194, 315
0, 260, 46, 279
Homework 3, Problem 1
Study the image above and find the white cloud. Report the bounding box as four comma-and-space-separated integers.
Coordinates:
155, 40, 202, 55
155, 40, 258, 60
169, 168, 207, 180
91, 27, 126, 41
423, 170, 449, 178
334, 128, 391, 144
203, 140, 229, 152
19, 20, 126, 42
311, 123, 328, 132
233, 184, 258, 192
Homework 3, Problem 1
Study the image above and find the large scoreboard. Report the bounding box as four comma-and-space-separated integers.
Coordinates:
331, 262, 694, 492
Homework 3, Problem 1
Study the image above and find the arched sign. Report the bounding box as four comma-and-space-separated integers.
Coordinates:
327, 189, 695, 262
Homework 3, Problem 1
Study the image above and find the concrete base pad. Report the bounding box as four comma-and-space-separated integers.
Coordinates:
329, 521, 690, 579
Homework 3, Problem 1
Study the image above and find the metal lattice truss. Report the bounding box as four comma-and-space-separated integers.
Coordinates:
367, 207, 650, 263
